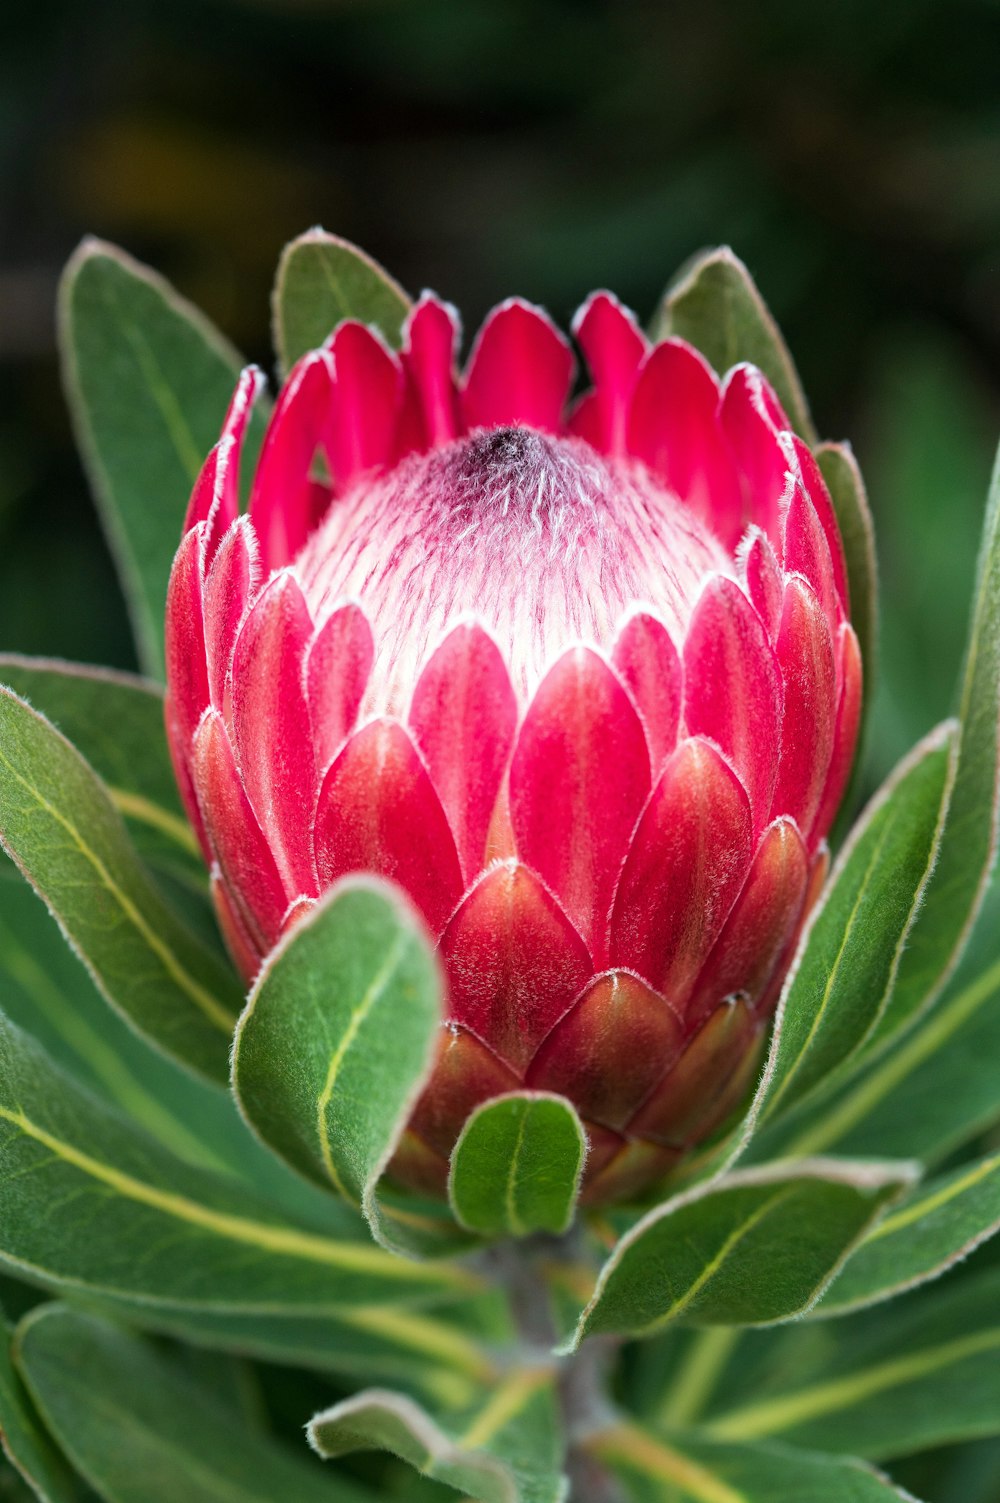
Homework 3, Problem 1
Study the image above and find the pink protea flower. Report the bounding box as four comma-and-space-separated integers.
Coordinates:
165, 290, 861, 1206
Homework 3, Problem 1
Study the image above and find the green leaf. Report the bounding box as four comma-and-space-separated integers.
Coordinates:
588, 1423, 922, 1502
59, 239, 266, 679
0, 873, 240, 1176
448, 1093, 586, 1239
704, 1263, 1000, 1460
815, 444, 878, 753
0, 1008, 482, 1319
308, 1371, 567, 1503
653, 246, 815, 441
0, 687, 240, 1080
0, 1308, 80, 1503
15, 1305, 373, 1503
567, 1159, 915, 1348
232, 878, 442, 1248
273, 229, 412, 373
748, 722, 954, 1129
769, 955, 1000, 1164
0, 856, 440, 1241
816, 1152, 1000, 1317
0, 655, 200, 882
84, 1289, 505, 1405
880, 436, 1000, 1038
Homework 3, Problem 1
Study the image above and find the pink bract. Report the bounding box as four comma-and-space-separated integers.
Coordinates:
165, 288, 861, 1205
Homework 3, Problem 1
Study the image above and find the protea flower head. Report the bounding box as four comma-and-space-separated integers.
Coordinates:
165, 289, 861, 1206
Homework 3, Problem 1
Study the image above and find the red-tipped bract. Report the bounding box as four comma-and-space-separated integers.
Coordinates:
165, 289, 860, 1204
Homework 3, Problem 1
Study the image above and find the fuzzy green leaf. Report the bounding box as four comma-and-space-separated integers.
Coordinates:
750, 723, 954, 1128
273, 229, 411, 373
815, 443, 878, 751
0, 1008, 479, 1315
589, 1423, 922, 1502
568, 1160, 915, 1347
59, 239, 266, 679
0, 1308, 80, 1503
0, 873, 243, 1177
448, 1093, 586, 1239
766, 956, 1000, 1165
879, 435, 1000, 1037
308, 1372, 567, 1503
653, 246, 815, 441
705, 1264, 1000, 1460
15, 1305, 373, 1503
0, 687, 239, 1080
0, 655, 201, 884
83, 1289, 505, 1403
816, 1152, 1000, 1316
233, 878, 442, 1249
0, 872, 386, 1238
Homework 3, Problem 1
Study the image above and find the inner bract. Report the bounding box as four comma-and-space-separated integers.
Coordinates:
297, 425, 730, 709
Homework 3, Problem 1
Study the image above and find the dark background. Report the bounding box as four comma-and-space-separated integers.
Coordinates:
2, 0, 1000, 789
1, 5, 1000, 1497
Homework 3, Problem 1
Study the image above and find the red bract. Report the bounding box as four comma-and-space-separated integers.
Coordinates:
165, 290, 861, 1205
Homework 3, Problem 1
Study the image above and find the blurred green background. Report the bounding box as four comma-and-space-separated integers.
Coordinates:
2, 0, 1000, 793
2, 5, 1000, 1499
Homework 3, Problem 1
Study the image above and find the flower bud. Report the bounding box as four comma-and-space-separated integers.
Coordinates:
165, 289, 860, 1204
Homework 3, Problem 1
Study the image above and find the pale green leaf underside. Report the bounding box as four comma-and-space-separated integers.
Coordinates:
309, 1371, 567, 1503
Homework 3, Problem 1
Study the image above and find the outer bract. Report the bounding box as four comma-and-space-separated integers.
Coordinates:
165, 290, 861, 1205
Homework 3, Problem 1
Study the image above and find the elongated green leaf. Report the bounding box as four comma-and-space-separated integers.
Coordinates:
0, 874, 384, 1236
59, 239, 266, 678
568, 1159, 915, 1348
86, 1288, 505, 1404
233, 878, 442, 1248
15, 1305, 372, 1503
273, 229, 411, 373
768, 954, 1000, 1164
0, 1308, 80, 1503
816, 1152, 1000, 1316
0, 688, 239, 1080
0, 656, 199, 882
880, 436, 1000, 1037
0, 1008, 481, 1317
448, 1093, 585, 1239
705, 1263, 1000, 1459
653, 246, 815, 441
309, 1371, 567, 1503
750, 723, 954, 1128
588, 1423, 921, 1502
0, 873, 240, 1176
815, 443, 878, 750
